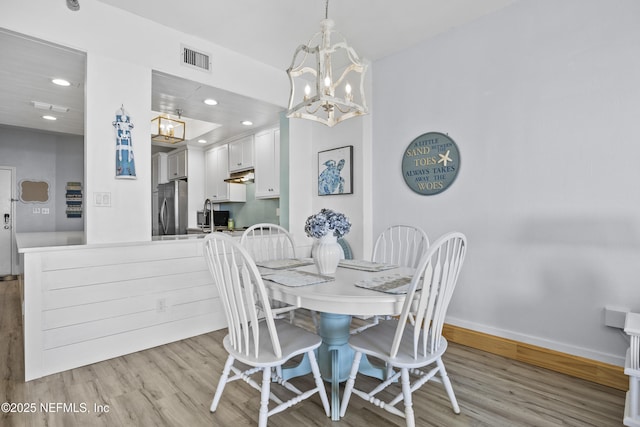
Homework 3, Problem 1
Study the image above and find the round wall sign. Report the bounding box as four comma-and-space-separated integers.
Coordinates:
401, 132, 460, 195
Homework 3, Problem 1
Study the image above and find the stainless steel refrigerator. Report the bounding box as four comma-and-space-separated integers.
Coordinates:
157, 180, 188, 235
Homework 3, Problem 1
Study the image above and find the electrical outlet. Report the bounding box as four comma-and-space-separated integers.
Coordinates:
156, 298, 167, 313
42, 208, 49, 214
33, 207, 40, 214
604, 306, 629, 329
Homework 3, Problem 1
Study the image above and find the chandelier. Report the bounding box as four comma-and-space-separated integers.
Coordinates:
286, 0, 368, 127
151, 110, 186, 144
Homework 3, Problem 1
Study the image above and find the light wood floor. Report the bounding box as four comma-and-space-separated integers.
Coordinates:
0, 279, 626, 426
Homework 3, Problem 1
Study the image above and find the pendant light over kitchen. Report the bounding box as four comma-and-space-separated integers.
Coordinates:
286, 0, 368, 127
150, 109, 186, 144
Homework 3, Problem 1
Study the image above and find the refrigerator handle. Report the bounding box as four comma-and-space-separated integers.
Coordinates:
160, 198, 168, 234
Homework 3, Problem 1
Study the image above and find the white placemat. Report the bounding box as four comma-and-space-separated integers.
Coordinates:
338, 259, 398, 272
355, 274, 415, 294
256, 258, 314, 270
262, 270, 334, 287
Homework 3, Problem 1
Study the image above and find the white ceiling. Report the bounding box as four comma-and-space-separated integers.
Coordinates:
0, 0, 515, 146
96, 0, 515, 70
0, 28, 85, 136
151, 70, 284, 151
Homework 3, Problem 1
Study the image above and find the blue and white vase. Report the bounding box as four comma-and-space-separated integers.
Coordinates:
313, 234, 341, 275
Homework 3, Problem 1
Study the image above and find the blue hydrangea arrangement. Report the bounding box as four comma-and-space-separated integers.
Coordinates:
304, 208, 352, 238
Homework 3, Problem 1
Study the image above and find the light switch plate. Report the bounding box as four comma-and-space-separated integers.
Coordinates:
94, 192, 112, 207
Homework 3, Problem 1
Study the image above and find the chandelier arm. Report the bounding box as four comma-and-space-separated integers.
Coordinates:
287, 44, 319, 72
289, 67, 319, 79
287, 76, 296, 111
331, 64, 364, 90
334, 105, 350, 114
289, 95, 322, 114
305, 103, 324, 115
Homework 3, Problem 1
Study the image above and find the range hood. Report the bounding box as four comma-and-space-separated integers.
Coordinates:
224, 170, 255, 184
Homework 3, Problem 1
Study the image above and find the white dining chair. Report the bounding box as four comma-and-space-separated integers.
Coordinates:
372, 224, 430, 269
241, 223, 302, 324
351, 225, 430, 335
340, 232, 467, 427
203, 233, 330, 427
241, 223, 297, 262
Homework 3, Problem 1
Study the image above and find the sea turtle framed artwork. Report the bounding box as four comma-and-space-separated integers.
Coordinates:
318, 145, 353, 196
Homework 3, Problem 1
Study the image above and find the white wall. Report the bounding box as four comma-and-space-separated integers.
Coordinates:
1, 0, 288, 244
21, 238, 223, 380
0, 126, 84, 233
54, 138, 84, 231
372, 0, 640, 365
187, 147, 205, 229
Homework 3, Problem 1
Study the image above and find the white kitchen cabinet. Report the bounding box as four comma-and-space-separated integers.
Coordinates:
152, 152, 168, 189
254, 128, 280, 199
228, 135, 254, 172
168, 149, 187, 180
205, 145, 246, 202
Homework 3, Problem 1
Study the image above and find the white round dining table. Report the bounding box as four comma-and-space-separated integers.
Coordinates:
262, 263, 414, 421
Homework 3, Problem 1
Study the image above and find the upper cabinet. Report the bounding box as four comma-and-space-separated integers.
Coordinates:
205, 145, 246, 203
254, 128, 280, 199
152, 152, 168, 189
168, 149, 187, 180
228, 135, 254, 172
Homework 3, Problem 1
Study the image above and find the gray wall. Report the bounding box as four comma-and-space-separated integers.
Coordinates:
0, 125, 84, 232
372, 0, 640, 365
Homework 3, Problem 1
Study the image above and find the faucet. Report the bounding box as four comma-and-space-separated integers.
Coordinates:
203, 198, 212, 230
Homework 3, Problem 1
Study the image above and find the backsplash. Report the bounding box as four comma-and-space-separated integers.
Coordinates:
219, 183, 279, 228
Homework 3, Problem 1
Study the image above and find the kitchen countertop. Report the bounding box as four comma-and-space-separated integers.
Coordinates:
16, 231, 85, 252
156, 229, 245, 241
17, 230, 250, 248
186, 227, 247, 235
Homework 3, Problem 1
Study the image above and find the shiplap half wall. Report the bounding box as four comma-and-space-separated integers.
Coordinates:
22, 239, 226, 381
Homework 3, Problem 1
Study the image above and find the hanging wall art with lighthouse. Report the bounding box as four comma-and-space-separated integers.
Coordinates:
113, 105, 136, 179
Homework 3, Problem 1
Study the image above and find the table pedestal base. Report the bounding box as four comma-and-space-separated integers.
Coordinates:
282, 313, 387, 420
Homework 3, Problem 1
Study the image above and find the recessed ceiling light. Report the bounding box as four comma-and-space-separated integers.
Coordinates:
51, 78, 71, 87
241, 120, 253, 126
42, 115, 57, 121
198, 139, 207, 144
203, 98, 218, 106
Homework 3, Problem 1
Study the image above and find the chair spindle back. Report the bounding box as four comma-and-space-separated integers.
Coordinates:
372, 225, 430, 268
241, 223, 296, 262
391, 232, 467, 359
203, 233, 282, 359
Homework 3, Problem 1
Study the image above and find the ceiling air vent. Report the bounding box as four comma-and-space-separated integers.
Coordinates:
181, 44, 211, 72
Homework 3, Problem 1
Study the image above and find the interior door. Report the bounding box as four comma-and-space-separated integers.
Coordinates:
0, 167, 14, 276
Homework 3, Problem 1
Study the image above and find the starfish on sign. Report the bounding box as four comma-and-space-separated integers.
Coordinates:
438, 150, 452, 166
